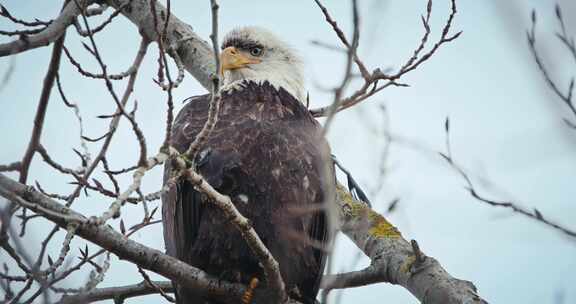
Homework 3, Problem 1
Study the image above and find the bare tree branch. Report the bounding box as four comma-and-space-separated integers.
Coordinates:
527, 6, 576, 127
320, 0, 361, 134
0, 0, 91, 56
0, 4, 52, 27
106, 0, 215, 90
0, 162, 21, 173
59, 280, 174, 303
72, 1, 130, 37
0, 173, 269, 304
310, 0, 461, 117
137, 266, 175, 303
440, 118, 576, 239
3, 19, 68, 251
184, 0, 222, 161
18, 30, 66, 184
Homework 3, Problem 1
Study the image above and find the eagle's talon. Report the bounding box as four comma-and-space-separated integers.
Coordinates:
241, 277, 259, 304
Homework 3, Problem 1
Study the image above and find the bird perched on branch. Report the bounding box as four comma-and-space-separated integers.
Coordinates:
162, 26, 333, 304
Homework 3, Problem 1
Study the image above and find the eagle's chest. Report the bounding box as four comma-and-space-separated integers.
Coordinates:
220, 96, 296, 123
205, 101, 300, 157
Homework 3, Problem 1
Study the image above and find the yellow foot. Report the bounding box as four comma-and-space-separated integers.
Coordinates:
241, 277, 260, 304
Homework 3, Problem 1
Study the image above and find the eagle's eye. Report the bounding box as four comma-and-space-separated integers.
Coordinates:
250, 47, 263, 57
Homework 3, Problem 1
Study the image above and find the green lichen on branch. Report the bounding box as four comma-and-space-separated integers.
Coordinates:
336, 184, 401, 238
368, 210, 401, 238
400, 255, 417, 274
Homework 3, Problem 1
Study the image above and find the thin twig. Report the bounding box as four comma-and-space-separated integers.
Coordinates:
149, 0, 177, 151
35, 223, 78, 277
62, 44, 146, 80
93, 151, 169, 224
0, 4, 51, 27
440, 117, 576, 239
55, 74, 90, 166
0, 28, 45, 36
36, 145, 83, 176
527, 7, 576, 126
72, 1, 131, 37
312, 0, 369, 78
137, 267, 175, 302
184, 0, 222, 160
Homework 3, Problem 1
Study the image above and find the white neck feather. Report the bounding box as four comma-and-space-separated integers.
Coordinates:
221, 61, 305, 102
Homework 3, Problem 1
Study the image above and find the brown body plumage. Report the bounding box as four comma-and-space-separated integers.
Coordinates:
162, 81, 332, 304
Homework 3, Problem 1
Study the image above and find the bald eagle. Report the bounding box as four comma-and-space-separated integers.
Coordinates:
162, 26, 332, 304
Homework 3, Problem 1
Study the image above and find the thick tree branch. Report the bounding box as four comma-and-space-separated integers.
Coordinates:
332, 185, 487, 303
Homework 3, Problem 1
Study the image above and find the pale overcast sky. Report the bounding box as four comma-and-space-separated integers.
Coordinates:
1, 0, 575, 303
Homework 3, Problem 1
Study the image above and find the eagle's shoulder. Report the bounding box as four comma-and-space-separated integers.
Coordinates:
177, 93, 210, 118
172, 93, 211, 153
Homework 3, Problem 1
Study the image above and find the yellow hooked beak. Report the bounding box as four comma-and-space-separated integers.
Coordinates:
220, 47, 261, 76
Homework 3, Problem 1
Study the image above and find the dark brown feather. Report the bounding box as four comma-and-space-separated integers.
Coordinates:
162, 81, 332, 304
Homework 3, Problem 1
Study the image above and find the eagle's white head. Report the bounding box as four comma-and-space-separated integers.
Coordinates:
220, 26, 305, 102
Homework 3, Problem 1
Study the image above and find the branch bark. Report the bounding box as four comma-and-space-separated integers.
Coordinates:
331, 185, 487, 303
